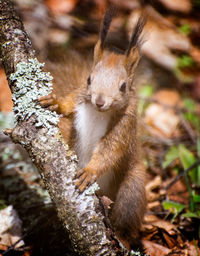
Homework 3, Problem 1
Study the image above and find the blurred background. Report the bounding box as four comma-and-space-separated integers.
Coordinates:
0, 0, 200, 255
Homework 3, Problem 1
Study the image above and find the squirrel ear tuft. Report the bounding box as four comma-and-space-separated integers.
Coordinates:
126, 16, 146, 56
93, 7, 115, 65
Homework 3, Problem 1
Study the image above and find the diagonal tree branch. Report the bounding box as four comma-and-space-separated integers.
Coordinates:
0, 0, 128, 255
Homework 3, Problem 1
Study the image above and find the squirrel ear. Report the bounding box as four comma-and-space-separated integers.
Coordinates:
124, 47, 140, 76
93, 40, 103, 65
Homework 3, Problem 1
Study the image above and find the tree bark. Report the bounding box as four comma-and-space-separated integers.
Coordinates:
0, 0, 128, 255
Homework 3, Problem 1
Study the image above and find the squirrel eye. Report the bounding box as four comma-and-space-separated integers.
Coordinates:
120, 82, 126, 92
87, 76, 91, 86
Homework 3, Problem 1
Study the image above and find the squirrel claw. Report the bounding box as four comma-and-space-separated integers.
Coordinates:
39, 94, 56, 101
39, 98, 54, 107
38, 94, 59, 111
75, 168, 97, 192
49, 104, 59, 111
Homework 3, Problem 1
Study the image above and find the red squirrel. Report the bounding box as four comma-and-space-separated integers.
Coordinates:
39, 10, 146, 249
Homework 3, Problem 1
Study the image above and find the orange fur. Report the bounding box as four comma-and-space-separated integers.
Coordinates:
105, 52, 122, 68
58, 91, 78, 116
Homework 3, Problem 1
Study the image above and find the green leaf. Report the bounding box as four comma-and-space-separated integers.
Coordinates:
0, 199, 7, 210
198, 137, 200, 157
183, 98, 200, 131
178, 144, 197, 211
173, 67, 194, 83
179, 24, 191, 36
178, 144, 196, 183
162, 200, 186, 213
198, 164, 200, 187
197, 138, 200, 185
192, 239, 200, 256
163, 146, 179, 169
138, 85, 154, 115
179, 144, 196, 169
182, 212, 200, 219
177, 55, 194, 68
138, 85, 154, 98
184, 98, 196, 111
162, 200, 186, 221
193, 194, 200, 203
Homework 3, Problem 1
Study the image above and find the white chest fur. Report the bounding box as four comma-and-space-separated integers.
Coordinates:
74, 103, 111, 168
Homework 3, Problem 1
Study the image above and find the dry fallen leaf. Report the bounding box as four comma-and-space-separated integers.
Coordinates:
157, 0, 192, 13
110, 0, 140, 10
143, 214, 160, 233
100, 196, 113, 209
143, 215, 178, 235
184, 241, 200, 255
146, 175, 162, 202
0, 206, 24, 248
48, 29, 69, 44
147, 200, 161, 210
45, 0, 79, 14
151, 219, 177, 235
163, 177, 189, 205
191, 75, 200, 99
143, 216, 186, 254
0, 68, 13, 112
127, 6, 191, 69
144, 90, 181, 137
0, 244, 8, 251
190, 46, 200, 64
162, 232, 177, 248
143, 240, 171, 256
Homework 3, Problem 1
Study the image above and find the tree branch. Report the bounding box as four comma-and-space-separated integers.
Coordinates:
0, 0, 128, 255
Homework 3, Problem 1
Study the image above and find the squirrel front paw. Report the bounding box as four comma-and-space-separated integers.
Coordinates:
75, 168, 97, 192
38, 94, 59, 112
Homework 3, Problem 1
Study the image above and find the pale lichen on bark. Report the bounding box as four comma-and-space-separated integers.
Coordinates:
10, 58, 59, 134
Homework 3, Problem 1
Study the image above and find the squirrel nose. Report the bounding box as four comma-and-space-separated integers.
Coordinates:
95, 96, 105, 108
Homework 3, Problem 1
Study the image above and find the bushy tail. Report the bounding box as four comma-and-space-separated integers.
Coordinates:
111, 163, 146, 249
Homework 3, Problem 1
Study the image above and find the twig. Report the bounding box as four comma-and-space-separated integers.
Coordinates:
179, 113, 196, 144
164, 158, 200, 190
2, 239, 25, 255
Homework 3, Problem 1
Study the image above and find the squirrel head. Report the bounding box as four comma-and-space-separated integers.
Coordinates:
85, 9, 146, 112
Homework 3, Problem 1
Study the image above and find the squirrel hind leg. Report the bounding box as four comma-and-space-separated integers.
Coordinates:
111, 164, 146, 250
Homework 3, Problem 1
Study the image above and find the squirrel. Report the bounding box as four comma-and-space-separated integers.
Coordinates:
39, 10, 146, 250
